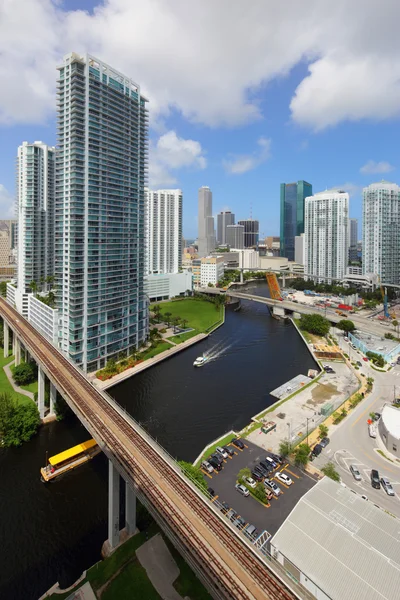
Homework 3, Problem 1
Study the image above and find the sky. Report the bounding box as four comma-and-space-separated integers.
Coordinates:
1, 1, 399, 239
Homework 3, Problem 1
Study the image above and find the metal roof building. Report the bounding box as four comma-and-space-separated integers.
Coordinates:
270, 477, 400, 600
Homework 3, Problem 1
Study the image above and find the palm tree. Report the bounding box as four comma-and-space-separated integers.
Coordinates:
164, 312, 172, 327
29, 280, 37, 296
293, 443, 311, 468
181, 318, 188, 330
40, 276, 45, 291
319, 424, 329, 439
171, 316, 181, 333
152, 304, 161, 323
45, 275, 55, 291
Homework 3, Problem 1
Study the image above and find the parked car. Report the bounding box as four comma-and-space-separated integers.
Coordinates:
220, 501, 230, 514
216, 446, 228, 459
201, 460, 214, 474
381, 477, 395, 496
227, 509, 237, 522
319, 437, 330, 448
312, 443, 323, 456
234, 516, 247, 529
363, 357, 369, 362
275, 472, 292, 486
259, 460, 274, 473
251, 470, 263, 482
265, 456, 277, 468
370, 469, 381, 489
255, 464, 270, 478
357, 361, 363, 367
243, 476, 257, 489
373, 413, 381, 421
211, 453, 223, 465
223, 445, 235, 457
208, 457, 222, 471
207, 487, 215, 497
264, 479, 282, 496
350, 465, 362, 481
368, 424, 377, 438
244, 524, 257, 538
235, 483, 250, 497
269, 453, 284, 465
231, 438, 245, 449
344, 337, 349, 342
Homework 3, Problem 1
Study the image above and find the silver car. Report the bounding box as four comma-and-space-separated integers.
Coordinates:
381, 477, 395, 496
350, 465, 362, 481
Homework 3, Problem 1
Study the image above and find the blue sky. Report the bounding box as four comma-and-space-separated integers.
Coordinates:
1, 1, 399, 239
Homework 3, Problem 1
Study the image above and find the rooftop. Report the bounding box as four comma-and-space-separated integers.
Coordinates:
381, 405, 400, 439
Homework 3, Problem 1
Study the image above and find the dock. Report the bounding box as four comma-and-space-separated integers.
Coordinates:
270, 374, 312, 400
41, 439, 101, 482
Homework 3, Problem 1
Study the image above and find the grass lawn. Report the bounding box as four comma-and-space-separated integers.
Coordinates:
169, 330, 198, 344
0, 350, 32, 406
10, 364, 38, 395
167, 540, 212, 600
139, 341, 173, 361
101, 560, 161, 600
194, 431, 235, 467
152, 299, 223, 334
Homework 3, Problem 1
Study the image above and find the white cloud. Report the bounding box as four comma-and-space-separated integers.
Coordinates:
223, 137, 271, 175
0, 185, 15, 217
360, 160, 395, 175
1, 1, 400, 130
332, 182, 362, 196
149, 130, 206, 187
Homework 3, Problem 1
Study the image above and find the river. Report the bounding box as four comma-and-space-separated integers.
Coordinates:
0, 282, 316, 599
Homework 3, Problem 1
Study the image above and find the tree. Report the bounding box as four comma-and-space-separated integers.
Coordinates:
336, 319, 355, 333
152, 304, 161, 323
319, 424, 329, 439
164, 312, 172, 327
207, 282, 214, 287
253, 482, 267, 503
180, 318, 188, 330
321, 462, 340, 482
238, 467, 252, 483
171, 316, 181, 333
0, 281, 7, 297
0, 392, 40, 446
279, 440, 294, 457
45, 275, 55, 291
13, 362, 37, 386
29, 280, 38, 295
293, 443, 311, 468
299, 313, 330, 336
178, 460, 207, 492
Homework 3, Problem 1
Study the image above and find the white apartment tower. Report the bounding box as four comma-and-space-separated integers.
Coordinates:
146, 189, 182, 274
304, 189, 349, 283
56, 53, 149, 372
197, 186, 215, 257
15, 141, 55, 316
363, 182, 400, 285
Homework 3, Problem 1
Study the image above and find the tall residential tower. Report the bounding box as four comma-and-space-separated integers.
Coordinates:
197, 186, 215, 257
217, 211, 235, 245
146, 189, 182, 274
349, 218, 358, 263
238, 219, 259, 248
280, 180, 312, 261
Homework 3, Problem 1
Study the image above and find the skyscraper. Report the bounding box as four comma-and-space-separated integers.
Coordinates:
217, 211, 235, 245
304, 189, 349, 283
280, 180, 312, 261
0, 220, 17, 266
197, 186, 215, 257
349, 218, 358, 263
15, 141, 55, 315
146, 189, 182, 274
363, 182, 400, 284
56, 53, 148, 372
226, 224, 244, 249
238, 219, 259, 248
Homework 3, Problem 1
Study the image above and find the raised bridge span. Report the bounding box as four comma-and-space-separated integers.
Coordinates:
0, 297, 306, 600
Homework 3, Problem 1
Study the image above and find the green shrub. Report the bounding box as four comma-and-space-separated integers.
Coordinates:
13, 362, 37, 386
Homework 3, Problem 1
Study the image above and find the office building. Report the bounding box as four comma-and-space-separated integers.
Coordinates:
55, 53, 148, 372
226, 224, 244, 249
280, 180, 312, 261
217, 211, 235, 245
304, 189, 349, 283
349, 218, 358, 262
237, 249, 260, 269
362, 181, 400, 285
294, 233, 305, 266
15, 141, 55, 316
146, 189, 182, 274
0, 220, 17, 266
145, 271, 192, 302
238, 219, 259, 248
191, 258, 202, 287
200, 256, 224, 287
197, 186, 215, 257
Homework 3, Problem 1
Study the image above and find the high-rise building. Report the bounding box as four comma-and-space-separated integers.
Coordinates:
349, 218, 358, 263
217, 211, 235, 245
15, 142, 55, 315
197, 186, 215, 257
55, 53, 148, 372
304, 189, 349, 283
226, 224, 244, 249
294, 233, 305, 266
363, 182, 400, 284
280, 180, 312, 261
0, 220, 17, 266
146, 189, 182, 274
238, 219, 259, 248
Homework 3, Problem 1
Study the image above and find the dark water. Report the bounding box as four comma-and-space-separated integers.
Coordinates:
0, 283, 316, 599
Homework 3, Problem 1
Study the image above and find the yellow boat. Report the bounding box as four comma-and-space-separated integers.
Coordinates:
40, 439, 101, 482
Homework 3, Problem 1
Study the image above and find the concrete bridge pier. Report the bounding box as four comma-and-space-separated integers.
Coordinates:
125, 481, 136, 535
273, 305, 286, 318
49, 382, 57, 416
239, 270, 244, 284
38, 366, 46, 419
14, 337, 22, 366
108, 460, 120, 549
3, 322, 9, 357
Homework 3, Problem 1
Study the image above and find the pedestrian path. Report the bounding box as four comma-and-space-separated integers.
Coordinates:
136, 533, 185, 600
3, 359, 34, 401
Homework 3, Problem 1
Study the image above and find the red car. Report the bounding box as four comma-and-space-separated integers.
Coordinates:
363, 357, 369, 362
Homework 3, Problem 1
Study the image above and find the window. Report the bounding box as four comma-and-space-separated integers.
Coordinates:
393, 444, 397, 452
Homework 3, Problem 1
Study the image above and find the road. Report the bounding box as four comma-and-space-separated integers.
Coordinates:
313, 329, 400, 517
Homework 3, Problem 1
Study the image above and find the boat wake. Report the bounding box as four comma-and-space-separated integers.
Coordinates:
203, 340, 235, 363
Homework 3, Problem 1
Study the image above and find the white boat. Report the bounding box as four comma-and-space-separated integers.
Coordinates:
193, 356, 208, 367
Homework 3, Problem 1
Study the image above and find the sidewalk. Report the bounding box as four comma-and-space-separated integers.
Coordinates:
3, 360, 35, 401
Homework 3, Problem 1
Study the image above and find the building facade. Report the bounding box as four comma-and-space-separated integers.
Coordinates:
362, 182, 400, 285
280, 181, 312, 261
304, 189, 349, 283
0, 220, 17, 267
197, 186, 215, 257
226, 224, 244, 249
348, 218, 358, 263
238, 219, 259, 248
55, 53, 148, 372
200, 256, 224, 287
145, 271, 193, 302
217, 211, 235, 245
146, 189, 182, 274
294, 233, 305, 266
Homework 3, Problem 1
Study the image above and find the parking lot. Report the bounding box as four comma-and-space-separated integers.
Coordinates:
202, 439, 316, 536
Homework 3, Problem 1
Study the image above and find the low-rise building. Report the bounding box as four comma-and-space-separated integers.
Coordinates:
28, 295, 59, 345
378, 404, 400, 457
145, 272, 193, 302
191, 258, 202, 287
200, 256, 224, 287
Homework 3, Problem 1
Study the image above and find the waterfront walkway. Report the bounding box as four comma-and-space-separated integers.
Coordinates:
136, 534, 184, 600
3, 359, 34, 401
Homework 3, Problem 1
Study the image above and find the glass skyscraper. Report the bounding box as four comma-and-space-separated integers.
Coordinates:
238, 219, 259, 248
56, 53, 148, 372
280, 180, 312, 261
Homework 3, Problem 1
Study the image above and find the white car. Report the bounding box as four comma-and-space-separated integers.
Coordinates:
368, 424, 377, 438
201, 460, 214, 474
243, 476, 257, 489
264, 479, 282, 496
235, 483, 250, 497
275, 472, 292, 486
216, 446, 228, 459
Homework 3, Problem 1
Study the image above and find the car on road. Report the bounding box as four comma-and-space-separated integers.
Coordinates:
208, 457, 222, 471
357, 361, 362, 367
268, 453, 284, 465
381, 477, 395, 496
216, 446, 228, 459
223, 445, 235, 457
368, 424, 377, 438
264, 479, 282, 496
344, 337, 349, 342
370, 469, 381, 489
243, 476, 257, 489
235, 483, 250, 497
201, 460, 214, 474
275, 472, 292, 486
207, 487, 215, 497
361, 495, 368, 501
264, 456, 277, 468
231, 438, 245, 449
363, 357, 369, 362
319, 437, 330, 448
350, 465, 362, 481
251, 470, 263, 482
312, 443, 323, 457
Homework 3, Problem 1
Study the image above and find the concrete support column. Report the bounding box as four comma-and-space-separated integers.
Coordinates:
14, 338, 22, 366
3, 323, 9, 357
12, 333, 17, 357
108, 461, 120, 548
125, 481, 136, 535
38, 366, 46, 419
282, 273, 286, 288
240, 270, 244, 284
49, 382, 57, 416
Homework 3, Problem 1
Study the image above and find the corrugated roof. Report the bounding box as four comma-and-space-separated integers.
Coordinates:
271, 477, 400, 600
